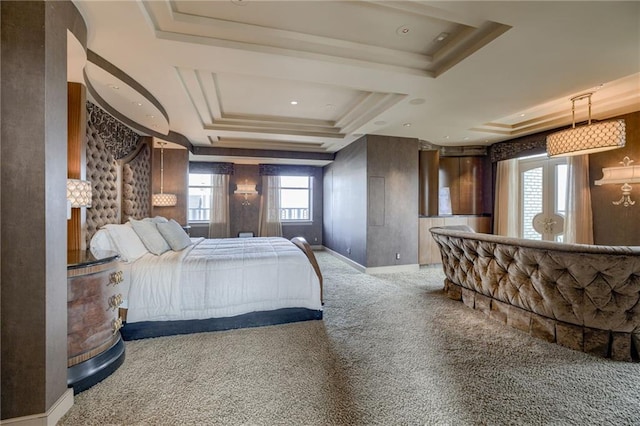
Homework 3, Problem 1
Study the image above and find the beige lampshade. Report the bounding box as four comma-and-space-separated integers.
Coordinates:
594, 157, 640, 186
235, 184, 258, 195
66, 179, 92, 208
152, 192, 178, 207
547, 119, 626, 157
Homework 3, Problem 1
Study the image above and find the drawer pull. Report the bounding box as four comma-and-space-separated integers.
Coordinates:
112, 317, 123, 334
107, 294, 123, 311
109, 271, 123, 286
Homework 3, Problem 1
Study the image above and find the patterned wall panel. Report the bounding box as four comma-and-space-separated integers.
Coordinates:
87, 102, 140, 160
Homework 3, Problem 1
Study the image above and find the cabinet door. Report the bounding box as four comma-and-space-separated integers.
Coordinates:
439, 157, 484, 215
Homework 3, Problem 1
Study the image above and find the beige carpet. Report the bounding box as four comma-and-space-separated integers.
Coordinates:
60, 252, 640, 425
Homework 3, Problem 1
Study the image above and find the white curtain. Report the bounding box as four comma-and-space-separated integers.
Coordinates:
493, 158, 519, 237
208, 174, 230, 238
564, 155, 594, 244
258, 175, 282, 237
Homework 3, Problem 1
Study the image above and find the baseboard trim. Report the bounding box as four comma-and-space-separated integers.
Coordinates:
1, 388, 74, 426
323, 247, 418, 274
323, 247, 366, 272
365, 264, 420, 274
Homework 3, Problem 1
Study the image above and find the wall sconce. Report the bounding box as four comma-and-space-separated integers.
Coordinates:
546, 92, 626, 157
66, 178, 92, 219
152, 141, 177, 207
594, 156, 640, 207
235, 182, 258, 206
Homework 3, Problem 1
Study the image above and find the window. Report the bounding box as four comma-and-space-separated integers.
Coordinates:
519, 155, 567, 242
188, 173, 212, 222
279, 176, 312, 222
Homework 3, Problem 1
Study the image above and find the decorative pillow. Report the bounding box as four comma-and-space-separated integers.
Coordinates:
143, 216, 169, 224
90, 229, 115, 253
102, 223, 149, 262
157, 219, 192, 251
129, 219, 171, 255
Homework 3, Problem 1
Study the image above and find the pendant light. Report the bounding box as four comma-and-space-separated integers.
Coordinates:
546, 92, 626, 157
152, 141, 177, 207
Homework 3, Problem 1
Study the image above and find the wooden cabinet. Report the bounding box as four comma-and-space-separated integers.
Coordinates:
419, 216, 491, 265
67, 250, 125, 393
438, 157, 485, 215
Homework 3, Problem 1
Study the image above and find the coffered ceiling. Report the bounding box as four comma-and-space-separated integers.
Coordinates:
73, 1, 640, 165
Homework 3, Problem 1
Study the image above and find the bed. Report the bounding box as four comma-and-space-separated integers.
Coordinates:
90, 221, 323, 340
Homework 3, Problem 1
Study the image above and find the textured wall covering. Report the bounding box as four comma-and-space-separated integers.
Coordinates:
190, 161, 234, 175
431, 225, 640, 361
589, 111, 640, 245
123, 143, 151, 221
87, 101, 140, 160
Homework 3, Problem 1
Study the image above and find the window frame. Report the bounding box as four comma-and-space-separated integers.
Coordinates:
187, 173, 213, 223
278, 175, 313, 224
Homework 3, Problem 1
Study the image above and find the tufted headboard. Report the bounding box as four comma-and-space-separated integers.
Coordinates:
85, 116, 120, 246
85, 101, 148, 246
121, 141, 151, 221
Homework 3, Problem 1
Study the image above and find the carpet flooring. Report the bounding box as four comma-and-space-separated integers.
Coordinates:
60, 252, 640, 425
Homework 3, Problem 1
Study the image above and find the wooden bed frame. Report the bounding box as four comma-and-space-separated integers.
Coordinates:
118, 236, 324, 340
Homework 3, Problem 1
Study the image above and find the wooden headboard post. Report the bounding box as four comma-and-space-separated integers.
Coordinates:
68, 82, 87, 252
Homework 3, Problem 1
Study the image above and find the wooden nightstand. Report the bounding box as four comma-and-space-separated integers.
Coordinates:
67, 249, 125, 394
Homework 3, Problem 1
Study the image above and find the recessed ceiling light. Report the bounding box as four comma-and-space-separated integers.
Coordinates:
434, 32, 449, 42
131, 101, 143, 107
325, 103, 335, 109
108, 84, 119, 90
374, 121, 386, 126
443, 136, 450, 139
146, 114, 155, 119
396, 25, 411, 36
231, 0, 248, 5
290, 101, 298, 105
403, 123, 412, 127
463, 137, 469, 140
519, 113, 526, 117
409, 98, 426, 105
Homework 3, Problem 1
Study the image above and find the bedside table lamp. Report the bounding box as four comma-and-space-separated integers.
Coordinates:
66, 179, 92, 219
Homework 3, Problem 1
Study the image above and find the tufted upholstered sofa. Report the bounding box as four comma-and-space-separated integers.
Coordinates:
430, 225, 640, 361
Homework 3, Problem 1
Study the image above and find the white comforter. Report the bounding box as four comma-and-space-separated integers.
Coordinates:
126, 237, 322, 323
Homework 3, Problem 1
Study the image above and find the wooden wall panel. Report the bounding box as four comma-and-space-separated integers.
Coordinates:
438, 157, 460, 214
438, 156, 484, 215
67, 82, 86, 252
151, 144, 188, 225
419, 150, 439, 216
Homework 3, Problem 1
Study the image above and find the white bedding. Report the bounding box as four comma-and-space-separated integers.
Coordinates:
124, 237, 322, 323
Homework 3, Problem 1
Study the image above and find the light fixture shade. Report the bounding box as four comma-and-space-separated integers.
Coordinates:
547, 119, 626, 157
66, 179, 92, 208
235, 184, 258, 195
152, 192, 177, 207
594, 165, 640, 186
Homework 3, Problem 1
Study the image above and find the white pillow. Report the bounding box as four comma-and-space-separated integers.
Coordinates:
129, 219, 171, 255
102, 223, 149, 262
157, 219, 192, 251
143, 216, 169, 224
90, 229, 116, 253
